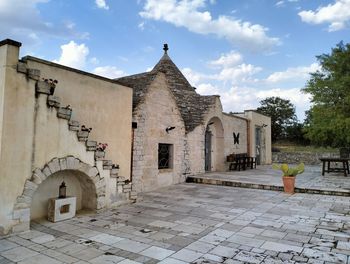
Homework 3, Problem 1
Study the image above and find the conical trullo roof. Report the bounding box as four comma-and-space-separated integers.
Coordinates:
115, 44, 217, 132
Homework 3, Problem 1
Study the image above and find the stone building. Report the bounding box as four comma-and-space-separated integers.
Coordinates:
0, 39, 271, 234
116, 45, 271, 193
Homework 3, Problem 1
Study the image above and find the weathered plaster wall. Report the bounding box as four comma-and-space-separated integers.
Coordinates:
223, 113, 248, 156
0, 41, 132, 234
24, 57, 133, 180
241, 110, 272, 164
132, 73, 186, 192
0, 42, 36, 234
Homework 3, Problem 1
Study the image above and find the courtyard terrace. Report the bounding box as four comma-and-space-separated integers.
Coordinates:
0, 183, 349, 263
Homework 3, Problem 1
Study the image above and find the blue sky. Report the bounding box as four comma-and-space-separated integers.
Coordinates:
1, 0, 350, 120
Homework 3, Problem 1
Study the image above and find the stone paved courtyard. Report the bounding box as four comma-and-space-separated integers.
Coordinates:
1, 183, 350, 264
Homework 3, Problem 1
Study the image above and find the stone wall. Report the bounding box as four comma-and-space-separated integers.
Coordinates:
272, 152, 335, 165
132, 73, 186, 192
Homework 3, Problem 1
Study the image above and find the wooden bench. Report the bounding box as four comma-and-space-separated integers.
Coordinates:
227, 153, 256, 171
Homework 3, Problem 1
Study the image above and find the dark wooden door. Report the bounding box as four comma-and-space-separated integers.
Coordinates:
205, 130, 212, 171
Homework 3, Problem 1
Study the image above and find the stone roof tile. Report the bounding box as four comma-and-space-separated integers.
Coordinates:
115, 49, 217, 132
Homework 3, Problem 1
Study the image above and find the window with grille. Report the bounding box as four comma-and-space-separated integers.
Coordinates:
158, 143, 172, 169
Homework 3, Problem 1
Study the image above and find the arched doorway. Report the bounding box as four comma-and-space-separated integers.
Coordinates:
12, 156, 105, 233
205, 117, 224, 172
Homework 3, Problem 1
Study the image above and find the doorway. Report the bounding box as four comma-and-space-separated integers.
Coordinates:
255, 127, 261, 165
205, 129, 212, 171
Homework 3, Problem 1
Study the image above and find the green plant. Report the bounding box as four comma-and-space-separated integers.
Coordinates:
272, 163, 305, 177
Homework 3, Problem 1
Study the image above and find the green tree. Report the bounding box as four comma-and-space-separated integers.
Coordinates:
256, 96, 297, 142
302, 41, 350, 147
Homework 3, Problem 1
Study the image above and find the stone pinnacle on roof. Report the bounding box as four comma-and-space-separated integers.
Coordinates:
163, 43, 169, 54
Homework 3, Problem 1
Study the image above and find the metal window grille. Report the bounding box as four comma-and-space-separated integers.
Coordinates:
158, 144, 171, 169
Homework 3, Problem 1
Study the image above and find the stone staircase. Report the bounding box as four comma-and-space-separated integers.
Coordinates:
35, 79, 137, 202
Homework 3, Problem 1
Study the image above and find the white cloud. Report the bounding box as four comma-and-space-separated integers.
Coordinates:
209, 51, 242, 68
196, 83, 220, 95
92, 66, 126, 79
181, 57, 314, 120
140, 0, 280, 51
266, 63, 320, 83
298, 0, 350, 32
275, 1, 284, 7
0, 0, 89, 44
53, 41, 89, 69
0, 0, 50, 36
215, 63, 262, 83
182, 67, 206, 84
95, 0, 109, 10
183, 52, 262, 85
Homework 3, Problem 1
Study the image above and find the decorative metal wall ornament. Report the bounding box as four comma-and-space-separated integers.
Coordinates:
233, 132, 240, 145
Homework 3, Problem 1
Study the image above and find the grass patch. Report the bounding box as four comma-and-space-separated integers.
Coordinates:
273, 143, 338, 153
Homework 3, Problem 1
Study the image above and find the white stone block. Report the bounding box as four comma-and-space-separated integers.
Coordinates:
48, 197, 76, 222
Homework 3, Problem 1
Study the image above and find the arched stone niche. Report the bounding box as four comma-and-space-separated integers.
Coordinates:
12, 156, 106, 233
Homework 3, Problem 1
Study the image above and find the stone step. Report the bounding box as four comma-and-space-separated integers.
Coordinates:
47, 95, 61, 108
68, 120, 80, 131
86, 141, 97, 151
103, 160, 113, 170
186, 176, 350, 197
110, 165, 120, 178
57, 106, 72, 120
77, 130, 90, 141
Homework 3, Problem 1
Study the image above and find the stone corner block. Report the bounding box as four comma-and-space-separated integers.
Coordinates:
17, 62, 27, 74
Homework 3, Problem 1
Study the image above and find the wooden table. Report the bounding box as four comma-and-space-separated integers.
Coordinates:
320, 157, 350, 176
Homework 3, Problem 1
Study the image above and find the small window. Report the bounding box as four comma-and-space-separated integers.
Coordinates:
158, 144, 173, 169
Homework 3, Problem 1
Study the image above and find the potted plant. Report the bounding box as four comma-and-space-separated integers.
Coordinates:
272, 163, 304, 194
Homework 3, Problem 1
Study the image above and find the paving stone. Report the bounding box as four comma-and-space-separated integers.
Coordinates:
233, 250, 265, 264
209, 245, 239, 258
139, 246, 175, 260
337, 241, 350, 250
171, 248, 203, 262
31, 234, 55, 244
17, 254, 63, 264
113, 239, 151, 253
186, 241, 216, 253
90, 233, 124, 245
1, 246, 39, 262
227, 234, 265, 247
302, 248, 347, 263
261, 241, 303, 253
0, 240, 18, 252
89, 254, 124, 264
158, 258, 188, 264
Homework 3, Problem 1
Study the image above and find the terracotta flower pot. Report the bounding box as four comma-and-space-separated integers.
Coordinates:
282, 176, 295, 194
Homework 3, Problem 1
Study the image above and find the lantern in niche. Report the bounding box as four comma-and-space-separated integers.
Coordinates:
59, 181, 67, 198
